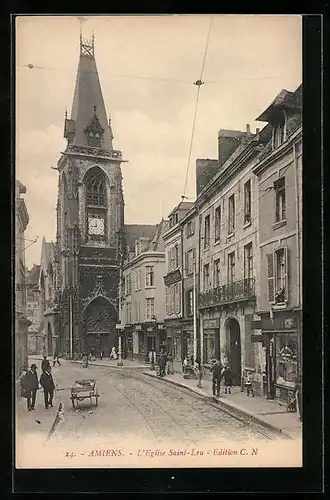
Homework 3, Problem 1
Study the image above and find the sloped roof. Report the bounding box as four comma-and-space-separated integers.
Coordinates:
256, 86, 302, 122
148, 219, 170, 251
168, 201, 195, 217
124, 224, 157, 252
70, 50, 113, 150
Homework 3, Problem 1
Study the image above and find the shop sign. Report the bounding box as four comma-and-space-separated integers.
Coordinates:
279, 345, 296, 362
164, 269, 182, 286
262, 315, 297, 331
135, 325, 142, 331
203, 318, 220, 329
251, 334, 264, 343
251, 320, 262, 330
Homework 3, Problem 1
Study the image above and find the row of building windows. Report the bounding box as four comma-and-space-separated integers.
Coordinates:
165, 283, 181, 316
124, 297, 156, 323
124, 266, 155, 295
202, 176, 286, 249
202, 242, 253, 290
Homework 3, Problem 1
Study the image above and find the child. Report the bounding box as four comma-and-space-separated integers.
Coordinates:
245, 372, 255, 397
223, 365, 234, 394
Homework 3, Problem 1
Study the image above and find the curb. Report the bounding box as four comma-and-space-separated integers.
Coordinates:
69, 360, 146, 370
143, 371, 295, 440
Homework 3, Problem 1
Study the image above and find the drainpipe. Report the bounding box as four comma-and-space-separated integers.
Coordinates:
293, 140, 301, 308
198, 211, 203, 362
293, 139, 302, 382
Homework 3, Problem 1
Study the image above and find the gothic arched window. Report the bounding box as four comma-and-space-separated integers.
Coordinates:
86, 170, 106, 206
85, 167, 107, 242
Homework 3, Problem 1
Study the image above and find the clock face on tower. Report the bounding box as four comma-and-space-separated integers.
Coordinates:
88, 216, 105, 235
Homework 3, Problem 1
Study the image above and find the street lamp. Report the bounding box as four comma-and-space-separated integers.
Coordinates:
116, 323, 124, 366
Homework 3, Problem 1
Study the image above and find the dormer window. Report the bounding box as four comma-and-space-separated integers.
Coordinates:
84, 106, 104, 148
273, 112, 286, 149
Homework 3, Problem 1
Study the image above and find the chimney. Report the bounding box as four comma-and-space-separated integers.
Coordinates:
246, 124, 251, 135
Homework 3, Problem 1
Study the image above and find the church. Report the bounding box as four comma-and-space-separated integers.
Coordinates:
42, 35, 132, 359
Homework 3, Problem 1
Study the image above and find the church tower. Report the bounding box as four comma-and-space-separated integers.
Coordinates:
56, 35, 125, 358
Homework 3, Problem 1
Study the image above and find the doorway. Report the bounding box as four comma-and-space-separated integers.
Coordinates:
225, 318, 242, 385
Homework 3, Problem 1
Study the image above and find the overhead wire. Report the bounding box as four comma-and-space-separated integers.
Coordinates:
181, 14, 214, 201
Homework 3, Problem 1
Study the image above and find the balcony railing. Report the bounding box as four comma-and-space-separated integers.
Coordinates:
198, 278, 255, 309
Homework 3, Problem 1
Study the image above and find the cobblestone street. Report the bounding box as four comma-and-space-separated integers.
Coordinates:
16, 359, 301, 468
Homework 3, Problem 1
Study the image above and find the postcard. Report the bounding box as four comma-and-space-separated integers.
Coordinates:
15, 14, 302, 470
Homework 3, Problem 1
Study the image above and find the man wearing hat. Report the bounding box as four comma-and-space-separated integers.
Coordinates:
21, 364, 39, 411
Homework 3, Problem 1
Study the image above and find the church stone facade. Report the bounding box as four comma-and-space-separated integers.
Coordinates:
55, 36, 126, 358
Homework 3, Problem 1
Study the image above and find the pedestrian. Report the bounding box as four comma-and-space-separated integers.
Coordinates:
149, 348, 156, 370
158, 350, 167, 377
245, 372, 255, 397
53, 350, 61, 367
110, 346, 117, 360
194, 359, 203, 388
20, 364, 39, 411
167, 352, 174, 375
182, 356, 189, 373
210, 359, 223, 397
41, 355, 51, 373
223, 365, 234, 394
100, 349, 103, 361
82, 351, 89, 368
40, 369, 55, 409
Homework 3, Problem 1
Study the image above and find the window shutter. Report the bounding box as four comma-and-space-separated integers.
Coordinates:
267, 253, 275, 303
283, 246, 289, 301
184, 252, 188, 276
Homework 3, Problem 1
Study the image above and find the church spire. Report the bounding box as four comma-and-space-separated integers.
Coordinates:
64, 35, 113, 150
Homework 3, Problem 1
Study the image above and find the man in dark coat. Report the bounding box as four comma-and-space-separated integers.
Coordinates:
41, 356, 51, 373
158, 350, 167, 377
40, 370, 55, 409
21, 364, 39, 411
210, 359, 223, 397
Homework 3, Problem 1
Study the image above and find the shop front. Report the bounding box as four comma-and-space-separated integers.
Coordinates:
261, 310, 301, 402
202, 318, 220, 364
165, 318, 182, 371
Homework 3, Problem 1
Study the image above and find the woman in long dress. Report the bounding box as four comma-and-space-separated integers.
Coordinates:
110, 347, 117, 360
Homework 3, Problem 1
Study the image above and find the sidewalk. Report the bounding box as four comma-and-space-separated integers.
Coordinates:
29, 355, 146, 370
143, 370, 302, 440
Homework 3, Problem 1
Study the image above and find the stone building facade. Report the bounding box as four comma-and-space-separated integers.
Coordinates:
122, 220, 169, 360
196, 125, 271, 392
15, 181, 30, 386
39, 239, 60, 356
26, 264, 41, 355
253, 85, 302, 402
54, 36, 125, 358
163, 202, 194, 371
180, 206, 200, 362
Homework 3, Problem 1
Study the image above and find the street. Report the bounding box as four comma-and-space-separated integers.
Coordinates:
15, 360, 296, 469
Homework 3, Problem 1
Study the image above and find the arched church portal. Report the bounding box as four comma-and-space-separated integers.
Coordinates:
83, 297, 117, 357
225, 317, 242, 385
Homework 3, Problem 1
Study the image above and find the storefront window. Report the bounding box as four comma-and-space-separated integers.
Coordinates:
173, 336, 181, 361
275, 333, 298, 388
203, 333, 216, 363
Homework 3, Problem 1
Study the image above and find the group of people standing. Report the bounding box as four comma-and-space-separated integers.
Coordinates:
148, 349, 174, 377
182, 356, 234, 395
20, 356, 56, 411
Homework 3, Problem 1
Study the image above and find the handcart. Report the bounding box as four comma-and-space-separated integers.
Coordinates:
70, 379, 99, 409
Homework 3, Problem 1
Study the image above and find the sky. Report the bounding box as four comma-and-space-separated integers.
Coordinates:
16, 15, 302, 269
